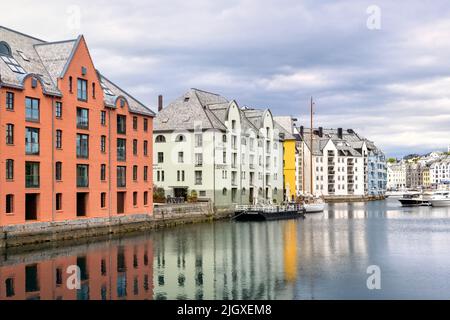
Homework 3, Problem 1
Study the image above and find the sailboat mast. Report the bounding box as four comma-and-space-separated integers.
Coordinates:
310, 97, 313, 195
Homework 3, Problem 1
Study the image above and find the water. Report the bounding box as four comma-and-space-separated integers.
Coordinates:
2, 198, 450, 300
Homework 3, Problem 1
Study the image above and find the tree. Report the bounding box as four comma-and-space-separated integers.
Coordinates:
153, 186, 166, 203
387, 157, 397, 163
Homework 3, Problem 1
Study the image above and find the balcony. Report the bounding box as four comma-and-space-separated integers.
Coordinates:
249, 164, 255, 170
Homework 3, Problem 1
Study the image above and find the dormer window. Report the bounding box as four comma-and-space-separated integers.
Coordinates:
0, 41, 11, 56
175, 134, 186, 142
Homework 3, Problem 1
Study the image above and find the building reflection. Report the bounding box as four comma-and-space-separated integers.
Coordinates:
0, 237, 154, 300
153, 222, 297, 300
283, 221, 298, 283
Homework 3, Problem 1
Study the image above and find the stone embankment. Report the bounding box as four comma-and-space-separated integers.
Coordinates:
323, 195, 386, 203
0, 202, 233, 251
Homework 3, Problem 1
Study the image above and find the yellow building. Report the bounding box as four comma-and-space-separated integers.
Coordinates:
274, 118, 297, 201
283, 139, 297, 201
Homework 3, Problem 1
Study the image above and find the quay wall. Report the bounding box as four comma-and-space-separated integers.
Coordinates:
0, 203, 233, 251
324, 195, 386, 203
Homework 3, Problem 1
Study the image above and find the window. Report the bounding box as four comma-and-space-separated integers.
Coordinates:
133, 192, 138, 206
101, 192, 106, 208
195, 171, 202, 185
77, 164, 89, 187
55, 162, 62, 181
25, 127, 39, 155
6, 159, 13, 180
76, 134, 89, 158
133, 139, 138, 155
117, 138, 126, 161
133, 116, 138, 130
101, 111, 106, 126
6, 194, 13, 214
101, 135, 106, 153
175, 134, 185, 142
101, 164, 106, 181
223, 151, 226, 164
92, 83, 96, 99
133, 165, 138, 181
56, 130, 62, 149
178, 152, 184, 163
117, 115, 126, 134
222, 188, 227, 196
117, 166, 126, 187
143, 141, 148, 156
25, 97, 39, 121
177, 170, 185, 182
55, 101, 62, 118
158, 152, 164, 163
69, 76, 73, 93
143, 119, 148, 132
0, 42, 11, 55
120, 98, 125, 108
25, 162, 40, 188
144, 191, 148, 206
6, 92, 14, 110
143, 166, 148, 181
56, 193, 62, 211
76, 108, 89, 129
155, 135, 166, 143
195, 153, 203, 166
6, 124, 14, 145
195, 134, 203, 147
77, 78, 88, 101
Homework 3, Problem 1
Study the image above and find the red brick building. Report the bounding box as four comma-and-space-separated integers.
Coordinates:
0, 26, 154, 226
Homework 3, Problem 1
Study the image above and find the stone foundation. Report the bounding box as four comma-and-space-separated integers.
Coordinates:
0, 203, 233, 251
323, 195, 386, 203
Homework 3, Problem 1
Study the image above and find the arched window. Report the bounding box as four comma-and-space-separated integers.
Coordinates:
222, 188, 227, 196
0, 41, 11, 56
69, 76, 73, 93
155, 135, 166, 143
175, 134, 186, 142
274, 188, 278, 195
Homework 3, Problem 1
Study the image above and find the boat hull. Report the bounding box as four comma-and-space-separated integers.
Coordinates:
304, 203, 325, 213
398, 199, 430, 207
430, 200, 450, 207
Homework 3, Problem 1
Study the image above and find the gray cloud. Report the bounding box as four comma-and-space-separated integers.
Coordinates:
2, 0, 450, 157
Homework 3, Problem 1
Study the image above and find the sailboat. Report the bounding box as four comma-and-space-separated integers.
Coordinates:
303, 97, 326, 214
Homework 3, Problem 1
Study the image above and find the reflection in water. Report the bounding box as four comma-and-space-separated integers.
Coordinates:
2, 199, 450, 299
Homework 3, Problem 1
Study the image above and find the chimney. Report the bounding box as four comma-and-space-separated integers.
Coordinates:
299, 125, 304, 137
158, 95, 163, 112
318, 127, 323, 138
338, 128, 343, 139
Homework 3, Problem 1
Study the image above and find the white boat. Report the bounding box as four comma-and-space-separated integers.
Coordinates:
429, 191, 450, 207
304, 202, 326, 213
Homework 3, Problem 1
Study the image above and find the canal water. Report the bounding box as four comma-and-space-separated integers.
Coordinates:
1, 198, 450, 300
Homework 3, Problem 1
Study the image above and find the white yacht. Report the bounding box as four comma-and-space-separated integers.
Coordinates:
429, 191, 450, 207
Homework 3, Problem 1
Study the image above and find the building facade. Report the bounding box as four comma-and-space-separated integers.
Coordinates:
298, 127, 384, 197
153, 89, 284, 206
0, 27, 154, 226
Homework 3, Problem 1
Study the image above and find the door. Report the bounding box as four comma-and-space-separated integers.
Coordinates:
117, 192, 125, 214
25, 194, 38, 220
77, 193, 87, 217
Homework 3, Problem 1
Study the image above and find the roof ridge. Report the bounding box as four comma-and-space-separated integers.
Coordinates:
0, 25, 46, 42
193, 90, 217, 129
100, 72, 155, 115
191, 88, 221, 96
34, 39, 78, 46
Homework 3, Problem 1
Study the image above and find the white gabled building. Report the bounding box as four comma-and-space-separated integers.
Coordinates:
298, 127, 377, 197
153, 89, 284, 207
430, 155, 450, 186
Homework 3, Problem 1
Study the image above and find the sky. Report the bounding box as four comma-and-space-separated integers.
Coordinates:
1, 0, 450, 158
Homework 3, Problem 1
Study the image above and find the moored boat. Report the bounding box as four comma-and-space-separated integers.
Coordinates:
429, 191, 450, 207
398, 193, 430, 207
233, 204, 305, 221
304, 202, 326, 213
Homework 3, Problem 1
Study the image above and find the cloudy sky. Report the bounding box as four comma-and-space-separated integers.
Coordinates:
2, 0, 450, 157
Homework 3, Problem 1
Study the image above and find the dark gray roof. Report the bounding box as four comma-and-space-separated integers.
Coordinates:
0, 26, 153, 116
